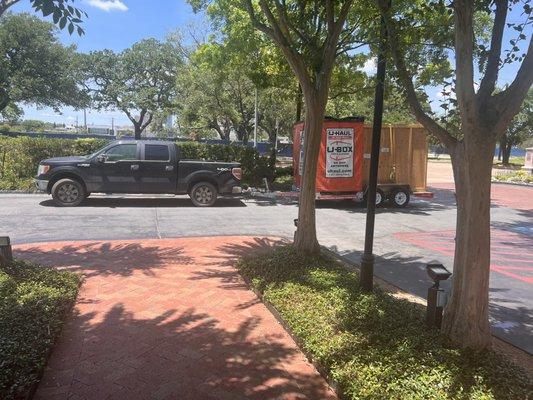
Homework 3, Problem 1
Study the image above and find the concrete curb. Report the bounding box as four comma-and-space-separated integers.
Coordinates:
491, 180, 533, 188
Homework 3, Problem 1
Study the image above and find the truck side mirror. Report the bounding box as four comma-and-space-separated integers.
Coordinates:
96, 154, 107, 163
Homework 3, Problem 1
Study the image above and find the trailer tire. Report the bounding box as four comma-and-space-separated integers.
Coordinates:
365, 188, 385, 207
390, 189, 410, 207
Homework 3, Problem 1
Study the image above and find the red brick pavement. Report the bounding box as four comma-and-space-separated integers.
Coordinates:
14, 237, 337, 400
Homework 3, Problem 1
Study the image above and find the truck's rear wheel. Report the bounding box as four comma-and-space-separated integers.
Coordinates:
51, 178, 86, 207
190, 182, 217, 207
390, 189, 410, 207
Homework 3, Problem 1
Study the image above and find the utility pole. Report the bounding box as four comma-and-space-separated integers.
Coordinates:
254, 87, 258, 147
360, 2, 389, 292
83, 109, 87, 130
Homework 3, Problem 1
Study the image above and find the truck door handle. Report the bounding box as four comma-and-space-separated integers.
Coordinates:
165, 165, 174, 171
131, 164, 139, 170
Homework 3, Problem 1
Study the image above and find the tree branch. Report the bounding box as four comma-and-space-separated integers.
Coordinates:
0, 0, 20, 17
453, 0, 477, 129
376, 0, 457, 150
477, 0, 508, 100
492, 36, 533, 132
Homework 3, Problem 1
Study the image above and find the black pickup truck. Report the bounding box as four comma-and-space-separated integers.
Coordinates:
35, 140, 242, 207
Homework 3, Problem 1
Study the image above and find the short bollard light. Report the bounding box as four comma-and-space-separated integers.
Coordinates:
0, 236, 13, 266
426, 263, 451, 329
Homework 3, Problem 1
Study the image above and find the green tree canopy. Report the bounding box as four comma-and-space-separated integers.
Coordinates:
0, 13, 88, 119
82, 38, 185, 139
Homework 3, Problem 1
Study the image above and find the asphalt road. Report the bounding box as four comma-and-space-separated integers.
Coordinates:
1, 183, 531, 353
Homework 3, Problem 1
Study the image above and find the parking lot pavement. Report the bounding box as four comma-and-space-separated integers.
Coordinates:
0, 183, 531, 353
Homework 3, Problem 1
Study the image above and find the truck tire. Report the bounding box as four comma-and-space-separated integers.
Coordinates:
390, 188, 410, 207
189, 182, 218, 207
51, 178, 86, 207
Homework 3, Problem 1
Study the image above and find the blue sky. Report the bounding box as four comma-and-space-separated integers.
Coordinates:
8, 0, 533, 127
13, 0, 206, 126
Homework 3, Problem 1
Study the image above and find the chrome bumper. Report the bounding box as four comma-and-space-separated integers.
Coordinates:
34, 179, 48, 192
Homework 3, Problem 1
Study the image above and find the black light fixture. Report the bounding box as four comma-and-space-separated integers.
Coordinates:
426, 263, 451, 328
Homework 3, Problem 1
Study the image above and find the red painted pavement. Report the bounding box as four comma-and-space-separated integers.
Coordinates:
14, 237, 337, 400
429, 182, 533, 211
395, 230, 533, 284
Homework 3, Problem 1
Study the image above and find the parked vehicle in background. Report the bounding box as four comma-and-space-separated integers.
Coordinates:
35, 141, 242, 207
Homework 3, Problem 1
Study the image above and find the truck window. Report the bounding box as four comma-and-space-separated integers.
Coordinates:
104, 144, 138, 161
145, 144, 170, 161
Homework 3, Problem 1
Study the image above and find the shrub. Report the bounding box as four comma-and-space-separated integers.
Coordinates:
237, 245, 532, 400
0, 137, 108, 190
0, 260, 80, 400
0, 136, 273, 190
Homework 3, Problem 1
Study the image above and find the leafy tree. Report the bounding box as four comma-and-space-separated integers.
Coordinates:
83, 38, 184, 139
240, 0, 362, 254
0, 13, 87, 118
377, 0, 533, 348
499, 88, 532, 164
0, 0, 86, 34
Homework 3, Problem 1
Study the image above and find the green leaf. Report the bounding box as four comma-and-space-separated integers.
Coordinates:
59, 16, 67, 30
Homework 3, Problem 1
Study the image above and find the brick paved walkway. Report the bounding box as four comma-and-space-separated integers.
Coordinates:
14, 236, 336, 400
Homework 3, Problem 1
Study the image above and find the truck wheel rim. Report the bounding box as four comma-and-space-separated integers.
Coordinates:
376, 192, 382, 205
395, 192, 407, 205
57, 183, 79, 203
195, 186, 212, 204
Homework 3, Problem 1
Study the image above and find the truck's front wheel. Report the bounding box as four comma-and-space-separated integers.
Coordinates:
51, 178, 86, 207
189, 182, 217, 207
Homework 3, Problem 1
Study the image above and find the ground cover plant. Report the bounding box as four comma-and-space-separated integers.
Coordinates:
0, 260, 80, 399
237, 245, 532, 399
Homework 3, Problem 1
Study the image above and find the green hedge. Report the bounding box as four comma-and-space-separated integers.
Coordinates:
238, 246, 532, 400
0, 137, 109, 191
0, 260, 80, 399
0, 136, 274, 190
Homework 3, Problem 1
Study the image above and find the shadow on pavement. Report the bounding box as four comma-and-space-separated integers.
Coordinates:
14, 242, 193, 278
38, 303, 334, 400
39, 197, 247, 208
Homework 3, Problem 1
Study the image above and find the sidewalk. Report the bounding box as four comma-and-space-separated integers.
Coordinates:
14, 236, 336, 400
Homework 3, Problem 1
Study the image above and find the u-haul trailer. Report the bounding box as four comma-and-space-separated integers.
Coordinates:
287, 117, 432, 207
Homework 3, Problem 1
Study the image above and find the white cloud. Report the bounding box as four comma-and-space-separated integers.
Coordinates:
87, 0, 128, 12
362, 57, 377, 76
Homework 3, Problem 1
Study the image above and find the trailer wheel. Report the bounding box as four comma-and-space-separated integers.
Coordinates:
391, 189, 410, 207
365, 188, 385, 207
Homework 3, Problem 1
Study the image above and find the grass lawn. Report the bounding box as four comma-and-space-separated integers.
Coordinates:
237, 245, 532, 400
0, 260, 80, 400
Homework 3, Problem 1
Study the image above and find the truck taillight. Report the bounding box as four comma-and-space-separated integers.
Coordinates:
232, 167, 242, 180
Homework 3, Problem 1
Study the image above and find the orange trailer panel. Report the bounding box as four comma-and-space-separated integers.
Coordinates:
293, 118, 365, 193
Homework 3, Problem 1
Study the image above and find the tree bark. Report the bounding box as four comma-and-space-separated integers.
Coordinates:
293, 93, 327, 255
0, 88, 10, 113
296, 84, 303, 121
502, 143, 512, 165
442, 136, 495, 349
134, 124, 142, 139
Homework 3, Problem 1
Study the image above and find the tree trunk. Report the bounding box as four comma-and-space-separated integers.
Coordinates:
502, 142, 512, 165
0, 88, 9, 113
295, 84, 303, 122
134, 124, 142, 140
442, 136, 495, 349
293, 94, 327, 255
